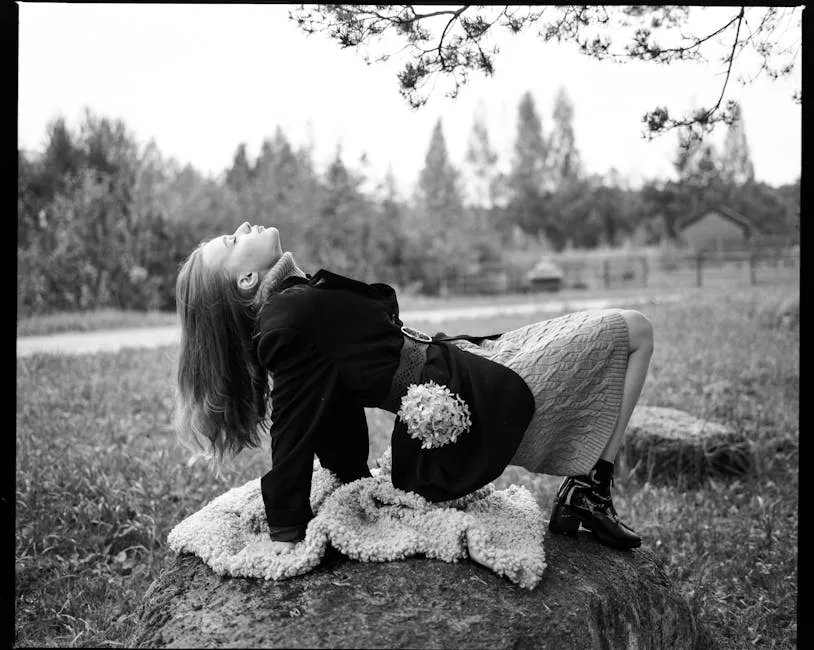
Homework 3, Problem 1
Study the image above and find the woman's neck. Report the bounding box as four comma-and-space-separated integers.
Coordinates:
254, 252, 306, 307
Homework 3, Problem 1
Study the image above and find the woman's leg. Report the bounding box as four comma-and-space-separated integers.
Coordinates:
549, 309, 654, 550
599, 309, 655, 462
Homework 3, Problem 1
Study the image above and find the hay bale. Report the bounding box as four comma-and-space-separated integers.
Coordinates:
128, 532, 710, 649
621, 406, 753, 486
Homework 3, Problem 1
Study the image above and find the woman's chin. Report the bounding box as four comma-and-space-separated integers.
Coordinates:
263, 227, 283, 256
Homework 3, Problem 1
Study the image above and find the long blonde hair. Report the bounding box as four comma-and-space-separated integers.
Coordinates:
173, 244, 270, 474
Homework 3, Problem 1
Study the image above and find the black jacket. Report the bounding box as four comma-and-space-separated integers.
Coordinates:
254, 270, 534, 541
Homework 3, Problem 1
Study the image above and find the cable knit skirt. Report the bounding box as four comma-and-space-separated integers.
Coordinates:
451, 309, 630, 477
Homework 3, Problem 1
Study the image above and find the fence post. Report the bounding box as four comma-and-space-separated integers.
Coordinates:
641, 255, 649, 288
749, 250, 757, 285
603, 259, 610, 289
696, 253, 703, 288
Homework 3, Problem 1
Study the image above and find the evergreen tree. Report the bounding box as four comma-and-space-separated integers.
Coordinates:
164, 163, 237, 238
510, 91, 548, 196
125, 139, 173, 308
20, 109, 231, 315
133, 140, 170, 223
414, 118, 469, 293
508, 91, 553, 242
463, 100, 500, 211
371, 166, 409, 285
42, 117, 84, 192
673, 128, 722, 189
20, 115, 94, 250
254, 128, 301, 202
79, 111, 139, 182
225, 143, 253, 195
313, 145, 373, 277
692, 147, 723, 191
641, 127, 731, 241
68, 112, 143, 308
726, 181, 791, 241
672, 128, 726, 214
639, 178, 688, 240
417, 118, 464, 227
18, 152, 45, 251
548, 86, 582, 189
252, 127, 315, 247
545, 87, 587, 247
720, 101, 755, 186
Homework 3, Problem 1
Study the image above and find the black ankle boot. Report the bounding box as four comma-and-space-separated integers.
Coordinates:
549, 463, 641, 550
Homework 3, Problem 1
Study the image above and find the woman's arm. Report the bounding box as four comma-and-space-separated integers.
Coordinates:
258, 326, 340, 541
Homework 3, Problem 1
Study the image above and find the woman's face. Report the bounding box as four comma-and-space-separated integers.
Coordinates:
201, 222, 284, 278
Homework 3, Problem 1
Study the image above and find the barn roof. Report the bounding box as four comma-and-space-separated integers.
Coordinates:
677, 205, 759, 233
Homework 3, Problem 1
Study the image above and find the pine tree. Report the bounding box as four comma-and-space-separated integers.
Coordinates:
19, 118, 84, 249
670, 127, 727, 223
133, 140, 170, 223
548, 86, 582, 189
254, 128, 301, 202
225, 143, 253, 194
313, 145, 374, 276
414, 118, 469, 292
720, 101, 755, 186
508, 91, 551, 240
372, 165, 408, 284
545, 87, 587, 247
673, 128, 724, 191
79, 110, 140, 188
42, 117, 84, 191
464, 100, 500, 210
417, 118, 464, 227
26, 111, 144, 310
251, 127, 311, 245
172, 165, 240, 239
510, 91, 548, 197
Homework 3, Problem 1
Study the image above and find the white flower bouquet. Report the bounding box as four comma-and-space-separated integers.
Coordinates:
397, 380, 472, 449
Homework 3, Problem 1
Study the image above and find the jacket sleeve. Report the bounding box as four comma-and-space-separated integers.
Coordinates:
257, 326, 340, 541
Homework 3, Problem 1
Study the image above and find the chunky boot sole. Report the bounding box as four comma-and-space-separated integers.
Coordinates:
548, 503, 641, 550
548, 502, 581, 537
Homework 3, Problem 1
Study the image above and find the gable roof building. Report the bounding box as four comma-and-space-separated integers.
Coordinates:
676, 206, 759, 252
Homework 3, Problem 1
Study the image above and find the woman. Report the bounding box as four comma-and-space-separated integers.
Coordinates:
175, 222, 653, 555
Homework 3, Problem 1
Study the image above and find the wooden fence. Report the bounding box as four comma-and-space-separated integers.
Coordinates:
441, 246, 800, 295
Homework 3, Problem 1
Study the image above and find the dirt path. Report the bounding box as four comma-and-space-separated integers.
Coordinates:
16, 293, 683, 358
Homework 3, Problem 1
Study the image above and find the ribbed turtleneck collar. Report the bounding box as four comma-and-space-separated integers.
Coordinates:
253, 251, 307, 308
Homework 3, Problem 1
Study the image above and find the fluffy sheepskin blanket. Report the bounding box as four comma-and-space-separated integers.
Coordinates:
168, 451, 547, 590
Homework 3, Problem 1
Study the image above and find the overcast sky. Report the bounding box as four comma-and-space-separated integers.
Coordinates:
18, 4, 802, 195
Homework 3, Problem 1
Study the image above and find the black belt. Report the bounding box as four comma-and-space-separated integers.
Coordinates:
378, 326, 503, 414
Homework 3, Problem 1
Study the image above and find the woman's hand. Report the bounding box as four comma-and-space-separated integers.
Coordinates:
468, 544, 491, 569
267, 540, 299, 554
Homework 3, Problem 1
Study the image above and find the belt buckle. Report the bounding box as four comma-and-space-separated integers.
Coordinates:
401, 325, 432, 344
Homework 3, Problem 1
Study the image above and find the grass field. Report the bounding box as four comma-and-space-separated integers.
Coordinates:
15, 282, 798, 648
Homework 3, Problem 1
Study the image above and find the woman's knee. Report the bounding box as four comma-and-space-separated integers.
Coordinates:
621, 310, 654, 353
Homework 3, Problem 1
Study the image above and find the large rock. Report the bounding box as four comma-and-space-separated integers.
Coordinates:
621, 406, 753, 486
128, 531, 711, 649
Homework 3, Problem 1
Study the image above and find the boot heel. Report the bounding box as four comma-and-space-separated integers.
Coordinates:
548, 503, 581, 536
